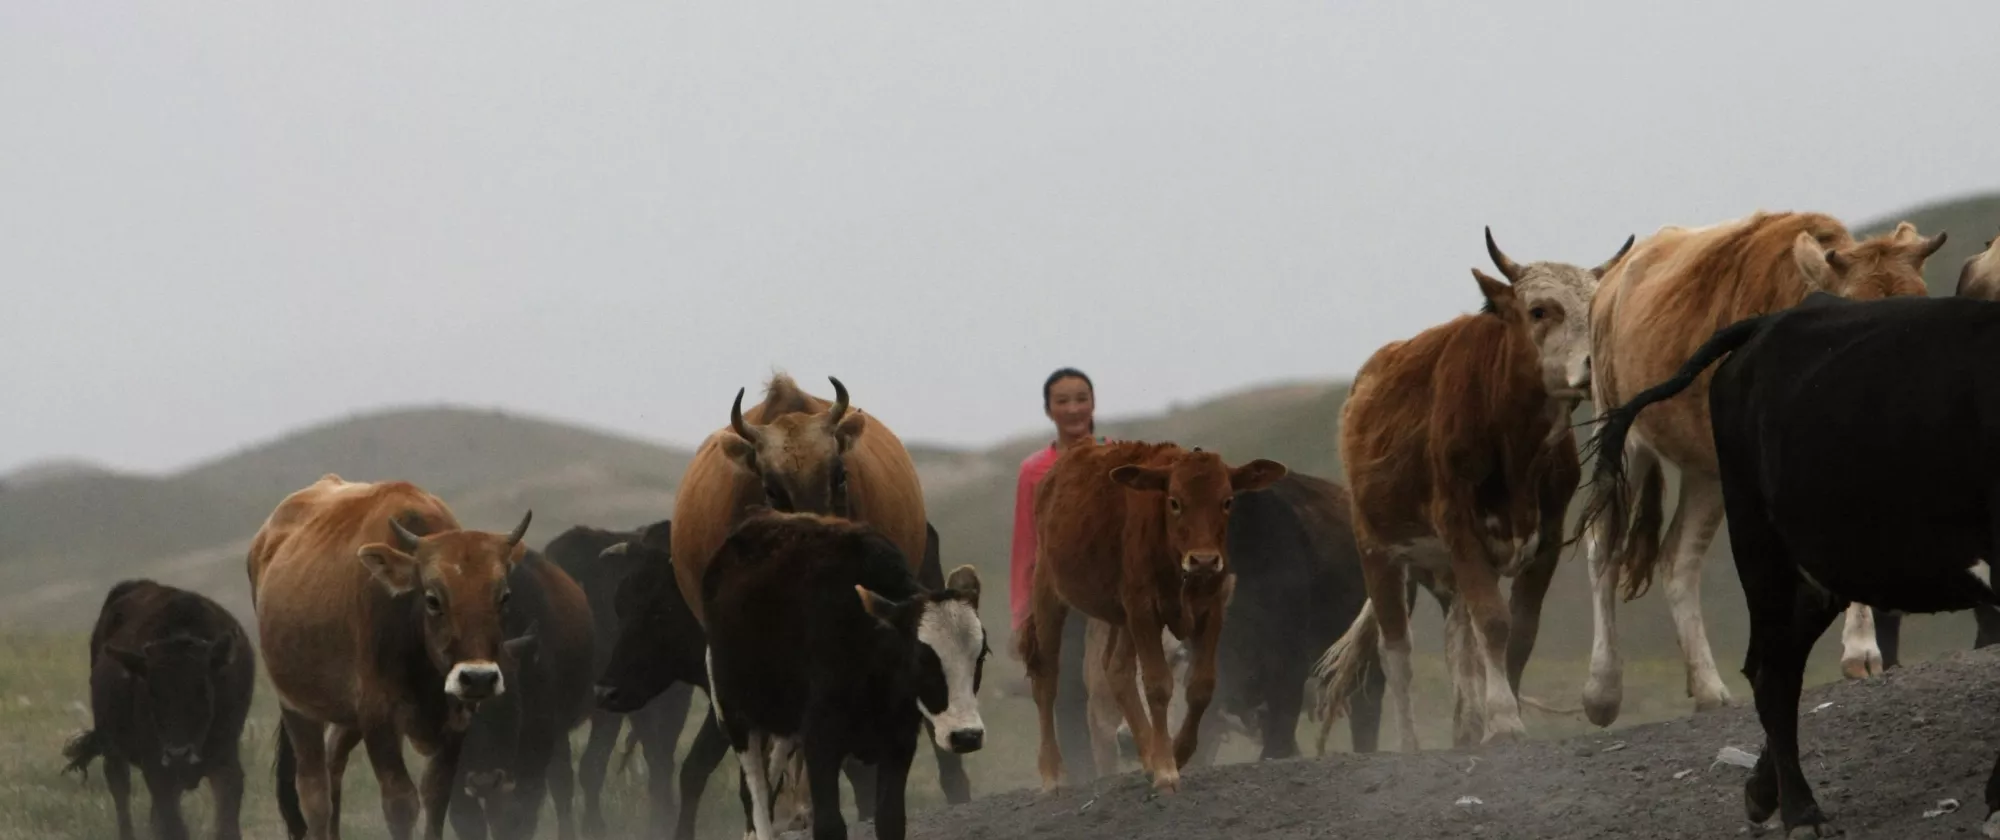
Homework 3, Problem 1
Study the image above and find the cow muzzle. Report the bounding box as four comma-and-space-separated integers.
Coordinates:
946, 726, 985, 754
160, 744, 200, 767
445, 661, 505, 702
1181, 552, 1223, 576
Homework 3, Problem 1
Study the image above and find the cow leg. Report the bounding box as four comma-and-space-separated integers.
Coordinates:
417, 736, 462, 840
1662, 474, 1734, 712
1742, 582, 1842, 835
324, 725, 363, 839
674, 708, 729, 840
1873, 609, 1904, 670
803, 738, 848, 840
1505, 524, 1561, 693
1026, 589, 1072, 792
103, 751, 136, 840
446, 784, 489, 840
137, 766, 189, 840
1837, 603, 1884, 679
871, 719, 920, 840
1977, 603, 2000, 649
735, 730, 777, 840
1054, 609, 1097, 784
1103, 620, 1154, 773
546, 728, 578, 840
360, 726, 421, 840
1260, 646, 1308, 760
1582, 442, 1660, 728
1348, 642, 1387, 755
1364, 550, 1419, 754
1439, 506, 1524, 744
643, 684, 694, 837
1127, 608, 1180, 791
1442, 597, 1484, 748
207, 745, 246, 840
1081, 618, 1124, 776
1171, 598, 1226, 770
279, 710, 334, 840
574, 711, 620, 839
843, 756, 878, 822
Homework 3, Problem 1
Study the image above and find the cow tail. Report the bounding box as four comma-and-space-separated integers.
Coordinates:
1309, 599, 1380, 757
1575, 313, 1770, 597
275, 722, 307, 840
60, 729, 104, 780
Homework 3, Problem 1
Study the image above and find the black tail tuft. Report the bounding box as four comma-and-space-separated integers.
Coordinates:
60, 729, 103, 780
275, 722, 307, 839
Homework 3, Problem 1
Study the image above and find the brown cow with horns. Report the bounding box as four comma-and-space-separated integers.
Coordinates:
248, 475, 538, 840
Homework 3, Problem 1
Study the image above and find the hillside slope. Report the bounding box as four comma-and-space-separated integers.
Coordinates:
1859, 191, 2000, 295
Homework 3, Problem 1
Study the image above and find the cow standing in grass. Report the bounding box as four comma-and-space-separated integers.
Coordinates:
703, 510, 987, 840
542, 519, 692, 839
1314, 230, 1629, 751
1581, 212, 1946, 727
63, 579, 254, 840
1583, 290, 2000, 837
1020, 438, 1286, 792
247, 475, 537, 840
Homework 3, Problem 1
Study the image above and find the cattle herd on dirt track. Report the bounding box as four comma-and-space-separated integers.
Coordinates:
50, 217, 2000, 840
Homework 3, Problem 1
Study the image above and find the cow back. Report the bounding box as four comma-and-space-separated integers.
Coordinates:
1031, 440, 1185, 623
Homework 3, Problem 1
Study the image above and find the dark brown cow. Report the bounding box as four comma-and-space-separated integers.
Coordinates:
247, 475, 537, 840
1314, 230, 1622, 752
670, 374, 927, 629
1018, 439, 1285, 792
62, 579, 255, 840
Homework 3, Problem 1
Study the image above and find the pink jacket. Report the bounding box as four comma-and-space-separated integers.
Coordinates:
1009, 436, 1106, 633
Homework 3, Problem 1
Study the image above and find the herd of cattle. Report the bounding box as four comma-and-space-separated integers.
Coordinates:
44, 211, 2000, 840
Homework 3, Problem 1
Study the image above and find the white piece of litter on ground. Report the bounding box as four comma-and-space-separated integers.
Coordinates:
1674, 769, 1696, 781
1713, 746, 1760, 769
1601, 741, 1627, 753
1456, 796, 1484, 807
1924, 799, 1961, 819
1811, 702, 1834, 713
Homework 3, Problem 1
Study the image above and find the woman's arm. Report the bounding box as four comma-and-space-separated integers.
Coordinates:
1008, 461, 1040, 634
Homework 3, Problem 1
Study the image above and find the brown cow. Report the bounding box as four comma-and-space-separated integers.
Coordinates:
1580, 212, 1946, 727
1959, 228, 2000, 300
247, 475, 537, 840
1313, 229, 1628, 752
670, 374, 927, 627
665, 373, 929, 829
1018, 439, 1285, 792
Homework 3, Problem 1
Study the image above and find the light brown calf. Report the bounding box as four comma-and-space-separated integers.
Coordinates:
1959, 229, 2000, 300
1018, 440, 1283, 792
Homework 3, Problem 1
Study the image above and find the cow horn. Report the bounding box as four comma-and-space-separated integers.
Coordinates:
826, 377, 850, 426
390, 517, 423, 552
730, 388, 764, 446
1593, 234, 1637, 279
505, 510, 533, 546
1918, 230, 1949, 260
1485, 226, 1524, 283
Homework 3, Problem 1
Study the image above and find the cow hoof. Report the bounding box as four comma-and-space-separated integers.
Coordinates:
1983, 810, 2000, 839
1787, 823, 1841, 838
1839, 653, 1883, 681
1038, 774, 1061, 794
1581, 681, 1622, 728
1744, 778, 1778, 824
1151, 769, 1181, 793
1693, 691, 1734, 714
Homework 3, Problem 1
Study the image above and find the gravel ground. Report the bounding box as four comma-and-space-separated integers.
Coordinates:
845, 645, 2000, 840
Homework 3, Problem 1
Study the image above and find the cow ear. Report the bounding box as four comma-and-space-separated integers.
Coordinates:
209, 635, 236, 670
106, 644, 147, 677
1792, 232, 1839, 289
833, 411, 868, 451
719, 432, 759, 473
855, 585, 914, 628
1229, 459, 1288, 494
1109, 465, 1169, 493
1472, 268, 1519, 316
357, 544, 420, 595
944, 565, 981, 609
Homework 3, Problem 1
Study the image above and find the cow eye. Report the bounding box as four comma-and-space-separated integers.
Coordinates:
424, 592, 444, 616
1529, 306, 1547, 321
498, 589, 512, 609
1168, 497, 1182, 515
1222, 497, 1233, 512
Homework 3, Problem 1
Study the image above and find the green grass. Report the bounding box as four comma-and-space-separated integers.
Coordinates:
0, 631, 1866, 840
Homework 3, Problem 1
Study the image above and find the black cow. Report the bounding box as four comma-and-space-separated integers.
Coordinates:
447, 550, 597, 840
702, 510, 987, 840
62, 579, 255, 840
1584, 290, 2000, 838
543, 520, 695, 839
1218, 471, 1385, 759
1868, 603, 2000, 672
594, 521, 976, 838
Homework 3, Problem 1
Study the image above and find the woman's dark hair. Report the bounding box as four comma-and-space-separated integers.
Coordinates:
1043, 367, 1095, 432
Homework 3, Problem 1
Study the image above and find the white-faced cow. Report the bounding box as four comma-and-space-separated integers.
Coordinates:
247, 475, 537, 840
703, 510, 987, 840
1582, 211, 1945, 726
1313, 229, 1628, 751
62, 579, 255, 840
1583, 290, 2000, 837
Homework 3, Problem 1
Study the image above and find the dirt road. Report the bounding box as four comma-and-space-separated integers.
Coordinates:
854, 645, 2000, 840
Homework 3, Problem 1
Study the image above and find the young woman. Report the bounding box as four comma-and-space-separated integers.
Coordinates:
1009, 367, 1104, 781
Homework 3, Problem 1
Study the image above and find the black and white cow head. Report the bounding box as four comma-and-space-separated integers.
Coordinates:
858, 565, 989, 753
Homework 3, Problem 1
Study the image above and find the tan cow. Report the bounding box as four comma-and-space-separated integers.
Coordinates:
670, 374, 927, 628
247, 475, 536, 840
1314, 229, 1627, 752
1959, 228, 2000, 300
1580, 211, 1946, 727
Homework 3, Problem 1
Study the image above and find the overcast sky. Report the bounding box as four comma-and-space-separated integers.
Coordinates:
5, 1, 1998, 475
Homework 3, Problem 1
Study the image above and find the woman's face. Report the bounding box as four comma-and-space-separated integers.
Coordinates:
1045, 376, 1095, 440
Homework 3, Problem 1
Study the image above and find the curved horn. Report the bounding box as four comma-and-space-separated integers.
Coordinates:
1593, 234, 1637, 279
505, 510, 533, 546
389, 517, 423, 552
826, 377, 850, 426
1917, 230, 1949, 260
729, 388, 763, 446
1484, 226, 1524, 283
